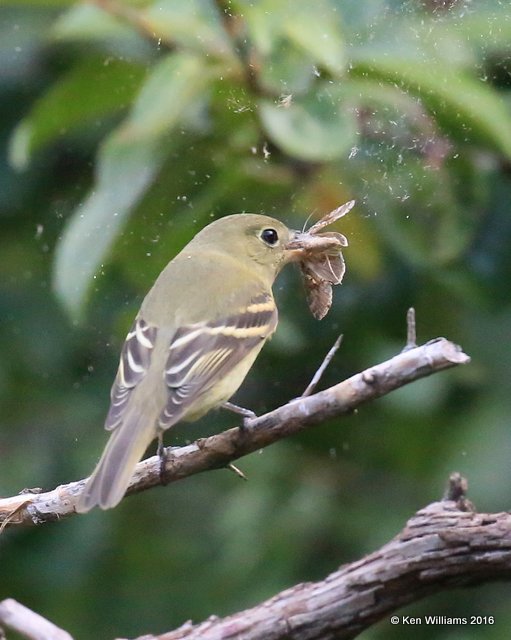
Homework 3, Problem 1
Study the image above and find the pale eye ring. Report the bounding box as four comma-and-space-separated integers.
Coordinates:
260, 228, 279, 246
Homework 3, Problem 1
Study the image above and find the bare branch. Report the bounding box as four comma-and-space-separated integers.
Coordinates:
0, 599, 73, 640
0, 337, 469, 529
3, 480, 511, 640
135, 500, 511, 639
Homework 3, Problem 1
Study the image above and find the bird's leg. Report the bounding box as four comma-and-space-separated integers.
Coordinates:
221, 401, 257, 430
157, 431, 169, 485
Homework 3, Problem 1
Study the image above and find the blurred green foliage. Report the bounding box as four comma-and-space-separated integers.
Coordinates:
1, 0, 511, 638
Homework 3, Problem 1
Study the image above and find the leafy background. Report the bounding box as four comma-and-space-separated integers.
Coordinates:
1, 0, 511, 638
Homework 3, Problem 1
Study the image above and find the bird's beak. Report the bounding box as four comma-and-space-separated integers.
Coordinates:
285, 230, 347, 261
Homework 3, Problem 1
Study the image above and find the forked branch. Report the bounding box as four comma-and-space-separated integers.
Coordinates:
0, 335, 469, 530
2, 476, 511, 640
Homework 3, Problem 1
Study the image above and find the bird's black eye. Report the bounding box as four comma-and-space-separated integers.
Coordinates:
260, 228, 279, 246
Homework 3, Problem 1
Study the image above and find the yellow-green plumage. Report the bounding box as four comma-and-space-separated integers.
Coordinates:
77, 214, 300, 512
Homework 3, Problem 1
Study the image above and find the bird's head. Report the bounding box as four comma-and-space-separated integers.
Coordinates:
190, 213, 345, 283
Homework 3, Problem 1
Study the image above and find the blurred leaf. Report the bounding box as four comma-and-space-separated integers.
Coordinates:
0, 6, 59, 87
51, 3, 156, 61
448, 7, 511, 55
144, 0, 235, 60
283, 0, 345, 75
53, 135, 166, 322
351, 57, 511, 159
350, 18, 475, 69
259, 85, 357, 161
238, 0, 345, 75
121, 51, 212, 138
257, 39, 317, 95
53, 52, 212, 319
342, 76, 436, 122
52, 4, 134, 40
54, 1, 235, 62
5, 0, 79, 4
9, 58, 146, 170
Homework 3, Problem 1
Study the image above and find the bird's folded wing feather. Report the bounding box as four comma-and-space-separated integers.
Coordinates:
104, 292, 277, 431
159, 291, 277, 427
105, 318, 157, 430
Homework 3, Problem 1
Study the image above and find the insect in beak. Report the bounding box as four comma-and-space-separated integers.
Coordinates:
286, 200, 354, 319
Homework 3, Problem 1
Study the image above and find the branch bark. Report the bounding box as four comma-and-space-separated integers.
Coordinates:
0, 337, 469, 530
0, 598, 73, 640
137, 491, 511, 640
2, 478, 511, 640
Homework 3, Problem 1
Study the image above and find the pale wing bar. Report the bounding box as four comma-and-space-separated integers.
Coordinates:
105, 317, 157, 430
159, 293, 277, 429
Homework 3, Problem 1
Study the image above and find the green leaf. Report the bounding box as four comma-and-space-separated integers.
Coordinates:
237, 0, 345, 75
257, 39, 317, 95
53, 53, 212, 319
144, 0, 234, 60
351, 57, 511, 160
259, 85, 357, 161
121, 52, 211, 139
53, 1, 235, 62
52, 4, 135, 41
283, 0, 345, 75
9, 58, 146, 170
430, 7, 511, 57
54, 136, 166, 321
4, 0, 78, 5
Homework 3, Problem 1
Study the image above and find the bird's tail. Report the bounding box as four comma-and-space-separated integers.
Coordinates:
76, 412, 156, 513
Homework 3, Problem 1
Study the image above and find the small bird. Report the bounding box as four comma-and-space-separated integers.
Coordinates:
76, 214, 333, 512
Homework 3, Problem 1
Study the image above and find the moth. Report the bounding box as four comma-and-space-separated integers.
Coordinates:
297, 200, 354, 320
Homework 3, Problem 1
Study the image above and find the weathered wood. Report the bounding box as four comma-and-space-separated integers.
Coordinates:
0, 338, 469, 529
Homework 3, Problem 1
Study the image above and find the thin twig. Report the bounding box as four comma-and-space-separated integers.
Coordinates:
403, 306, 417, 351
227, 463, 248, 481
301, 334, 343, 397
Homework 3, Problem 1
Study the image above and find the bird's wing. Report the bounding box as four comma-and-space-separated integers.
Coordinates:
104, 292, 277, 431
104, 317, 157, 430
159, 291, 277, 428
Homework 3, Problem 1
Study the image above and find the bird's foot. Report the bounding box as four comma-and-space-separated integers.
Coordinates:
157, 433, 170, 486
